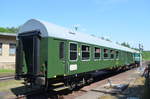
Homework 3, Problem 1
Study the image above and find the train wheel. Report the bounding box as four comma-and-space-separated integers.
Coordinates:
86, 77, 93, 84
68, 82, 76, 90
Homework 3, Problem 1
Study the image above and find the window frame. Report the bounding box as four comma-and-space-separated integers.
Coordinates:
116, 51, 119, 60
0, 43, 2, 56
103, 48, 110, 60
9, 43, 16, 56
69, 42, 78, 61
110, 49, 115, 59
81, 44, 91, 61
59, 41, 65, 60
94, 47, 101, 60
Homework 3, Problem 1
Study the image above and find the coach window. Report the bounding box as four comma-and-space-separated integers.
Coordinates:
116, 51, 119, 59
81, 45, 90, 60
0, 43, 2, 56
110, 50, 115, 59
94, 47, 101, 59
70, 43, 78, 60
59, 42, 65, 59
104, 49, 109, 59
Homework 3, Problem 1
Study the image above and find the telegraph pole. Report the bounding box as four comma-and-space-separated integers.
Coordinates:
139, 42, 143, 67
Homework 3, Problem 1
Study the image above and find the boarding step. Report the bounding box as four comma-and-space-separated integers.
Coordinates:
53, 86, 69, 91
51, 82, 64, 86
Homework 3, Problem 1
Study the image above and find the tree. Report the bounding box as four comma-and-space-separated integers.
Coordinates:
121, 42, 131, 48
132, 47, 140, 51
0, 27, 19, 33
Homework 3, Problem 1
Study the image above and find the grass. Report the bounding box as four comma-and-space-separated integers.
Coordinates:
0, 80, 23, 91
142, 51, 150, 61
0, 80, 24, 99
0, 69, 15, 75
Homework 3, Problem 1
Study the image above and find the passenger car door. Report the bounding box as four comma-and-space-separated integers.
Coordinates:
58, 41, 68, 75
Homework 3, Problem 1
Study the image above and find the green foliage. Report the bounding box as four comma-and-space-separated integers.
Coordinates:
142, 51, 150, 61
121, 42, 131, 48
0, 27, 19, 33
121, 42, 139, 51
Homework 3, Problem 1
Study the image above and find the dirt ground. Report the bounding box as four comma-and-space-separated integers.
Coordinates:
99, 76, 146, 99
0, 61, 150, 99
99, 62, 150, 99
0, 80, 23, 99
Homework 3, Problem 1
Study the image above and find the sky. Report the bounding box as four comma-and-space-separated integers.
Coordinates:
0, 0, 150, 50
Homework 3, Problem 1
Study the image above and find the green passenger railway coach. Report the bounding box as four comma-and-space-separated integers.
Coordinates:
15, 19, 141, 90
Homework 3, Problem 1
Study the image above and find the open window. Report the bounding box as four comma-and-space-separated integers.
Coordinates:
110, 50, 115, 59
69, 43, 78, 61
104, 49, 109, 59
59, 42, 65, 59
116, 51, 119, 59
94, 47, 101, 60
81, 45, 90, 60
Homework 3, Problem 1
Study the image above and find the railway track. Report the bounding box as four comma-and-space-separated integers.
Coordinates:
15, 88, 45, 99
0, 75, 15, 81
13, 68, 133, 99
0, 66, 143, 99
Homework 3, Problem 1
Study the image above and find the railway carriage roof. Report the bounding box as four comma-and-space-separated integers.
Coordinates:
19, 19, 139, 53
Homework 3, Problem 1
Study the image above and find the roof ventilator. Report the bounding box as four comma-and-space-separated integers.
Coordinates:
69, 31, 76, 35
